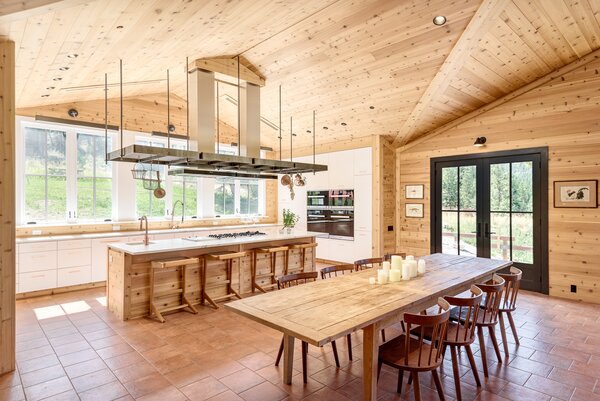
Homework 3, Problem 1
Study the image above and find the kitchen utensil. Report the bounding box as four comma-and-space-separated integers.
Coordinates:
153, 172, 166, 198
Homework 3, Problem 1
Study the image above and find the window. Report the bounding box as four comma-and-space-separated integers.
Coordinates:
23, 127, 67, 222
240, 180, 259, 215
215, 178, 235, 215
20, 121, 114, 224
172, 177, 198, 217
134, 140, 166, 218
77, 134, 113, 221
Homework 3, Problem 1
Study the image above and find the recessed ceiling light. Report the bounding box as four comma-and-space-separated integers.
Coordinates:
341, 122, 347, 126
116, 25, 124, 29
433, 15, 447, 26
46, 86, 55, 90
53, 77, 62, 81
59, 66, 70, 71
41, 94, 50, 97
369, 106, 375, 109
67, 53, 78, 58
306, 130, 311, 133
323, 126, 329, 130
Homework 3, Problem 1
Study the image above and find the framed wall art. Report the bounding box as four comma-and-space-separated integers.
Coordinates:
405, 203, 424, 218
554, 180, 598, 208
405, 184, 424, 199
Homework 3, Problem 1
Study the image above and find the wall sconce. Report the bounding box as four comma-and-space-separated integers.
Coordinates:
473, 137, 486, 147
68, 108, 78, 118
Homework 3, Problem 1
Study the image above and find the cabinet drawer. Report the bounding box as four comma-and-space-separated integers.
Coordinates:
19, 241, 56, 253
20, 251, 57, 273
19, 270, 57, 293
58, 248, 91, 268
58, 239, 91, 250
58, 266, 91, 287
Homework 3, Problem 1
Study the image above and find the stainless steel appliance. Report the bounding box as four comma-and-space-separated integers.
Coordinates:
307, 189, 354, 239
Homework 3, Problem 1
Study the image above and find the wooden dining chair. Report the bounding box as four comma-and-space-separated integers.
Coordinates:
497, 267, 522, 359
377, 298, 450, 401
274, 272, 343, 383
320, 264, 355, 360
354, 257, 384, 271
443, 285, 483, 401
451, 274, 505, 377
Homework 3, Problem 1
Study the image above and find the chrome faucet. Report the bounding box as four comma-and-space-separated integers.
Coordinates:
139, 215, 149, 245
171, 200, 185, 229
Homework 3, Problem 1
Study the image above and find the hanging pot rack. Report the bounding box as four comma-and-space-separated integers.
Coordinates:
104, 58, 327, 179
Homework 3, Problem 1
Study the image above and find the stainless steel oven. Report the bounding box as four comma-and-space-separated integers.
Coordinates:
329, 189, 354, 208
307, 190, 328, 207
307, 208, 330, 236
329, 208, 354, 239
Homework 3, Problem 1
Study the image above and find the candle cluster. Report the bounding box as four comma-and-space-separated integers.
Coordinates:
371, 255, 427, 284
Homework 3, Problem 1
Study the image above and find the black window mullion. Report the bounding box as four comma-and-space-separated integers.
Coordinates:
457, 167, 461, 255
509, 163, 513, 261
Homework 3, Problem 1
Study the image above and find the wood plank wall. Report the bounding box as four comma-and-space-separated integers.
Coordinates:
0, 40, 16, 374
396, 55, 600, 304
382, 140, 396, 254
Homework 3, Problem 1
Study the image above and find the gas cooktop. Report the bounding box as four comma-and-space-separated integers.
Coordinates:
208, 231, 267, 240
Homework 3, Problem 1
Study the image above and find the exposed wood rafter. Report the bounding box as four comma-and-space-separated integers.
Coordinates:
188, 58, 266, 87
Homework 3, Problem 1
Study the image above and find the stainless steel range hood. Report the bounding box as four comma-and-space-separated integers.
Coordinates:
106, 57, 327, 179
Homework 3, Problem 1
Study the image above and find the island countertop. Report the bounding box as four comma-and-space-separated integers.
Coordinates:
107, 231, 320, 255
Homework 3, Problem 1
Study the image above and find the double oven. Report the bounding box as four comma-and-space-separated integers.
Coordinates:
307, 190, 354, 240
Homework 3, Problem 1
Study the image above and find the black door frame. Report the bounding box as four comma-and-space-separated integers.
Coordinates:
430, 147, 549, 294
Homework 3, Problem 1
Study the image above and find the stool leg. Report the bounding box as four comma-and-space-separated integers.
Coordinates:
150, 268, 165, 323
252, 251, 257, 293
228, 259, 242, 300
284, 250, 290, 275
271, 252, 277, 287
202, 258, 219, 310
182, 265, 198, 315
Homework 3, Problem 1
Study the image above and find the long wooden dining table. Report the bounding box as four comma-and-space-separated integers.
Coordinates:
225, 253, 511, 401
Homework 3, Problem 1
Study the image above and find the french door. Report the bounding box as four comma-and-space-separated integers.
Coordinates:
431, 149, 548, 293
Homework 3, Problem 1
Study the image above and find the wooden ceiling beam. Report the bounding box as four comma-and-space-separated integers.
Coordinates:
188, 58, 266, 87
391, 0, 510, 148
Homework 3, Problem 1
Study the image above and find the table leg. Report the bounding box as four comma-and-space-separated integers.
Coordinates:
363, 324, 378, 401
283, 334, 295, 385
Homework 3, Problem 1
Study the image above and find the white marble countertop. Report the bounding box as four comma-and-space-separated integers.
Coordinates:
16, 223, 278, 243
107, 231, 319, 256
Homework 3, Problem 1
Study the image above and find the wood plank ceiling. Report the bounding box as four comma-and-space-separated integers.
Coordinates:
1, 0, 600, 150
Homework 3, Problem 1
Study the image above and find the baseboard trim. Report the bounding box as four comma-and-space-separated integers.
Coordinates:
17, 281, 106, 300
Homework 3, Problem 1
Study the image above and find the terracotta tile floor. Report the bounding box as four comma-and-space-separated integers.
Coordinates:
2, 286, 600, 401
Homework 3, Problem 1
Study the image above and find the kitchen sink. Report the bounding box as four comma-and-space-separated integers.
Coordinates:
125, 241, 155, 246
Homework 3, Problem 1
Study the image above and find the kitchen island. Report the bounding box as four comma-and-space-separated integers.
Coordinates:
106, 231, 318, 320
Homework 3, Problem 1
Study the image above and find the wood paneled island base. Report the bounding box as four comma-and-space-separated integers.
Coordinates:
106, 233, 317, 320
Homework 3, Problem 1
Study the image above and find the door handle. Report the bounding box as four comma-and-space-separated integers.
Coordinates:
471, 223, 482, 238
484, 223, 495, 237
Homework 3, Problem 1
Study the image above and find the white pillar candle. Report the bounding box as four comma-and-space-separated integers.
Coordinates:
382, 261, 391, 271
406, 255, 415, 261
377, 269, 388, 284
402, 263, 410, 280
391, 255, 403, 269
417, 259, 426, 275
389, 269, 402, 282
368, 277, 376, 285
409, 260, 418, 278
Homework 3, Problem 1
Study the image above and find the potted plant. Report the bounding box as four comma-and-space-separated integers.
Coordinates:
282, 209, 299, 234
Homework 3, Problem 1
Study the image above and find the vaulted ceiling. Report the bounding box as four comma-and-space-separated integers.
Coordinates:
2, 0, 600, 151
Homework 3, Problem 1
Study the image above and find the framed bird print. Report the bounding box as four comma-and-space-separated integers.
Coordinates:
554, 180, 598, 208
405, 184, 424, 199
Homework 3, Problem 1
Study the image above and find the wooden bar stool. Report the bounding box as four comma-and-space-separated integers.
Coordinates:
286, 242, 318, 274
149, 257, 199, 323
498, 267, 523, 360
202, 250, 247, 309
252, 245, 289, 293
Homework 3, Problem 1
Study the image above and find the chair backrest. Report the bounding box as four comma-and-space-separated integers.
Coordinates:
498, 267, 522, 312
354, 257, 384, 271
277, 272, 318, 289
477, 274, 505, 325
320, 264, 355, 279
403, 298, 450, 369
383, 253, 407, 261
443, 285, 483, 345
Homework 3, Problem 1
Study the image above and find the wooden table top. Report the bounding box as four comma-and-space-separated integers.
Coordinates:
225, 254, 511, 346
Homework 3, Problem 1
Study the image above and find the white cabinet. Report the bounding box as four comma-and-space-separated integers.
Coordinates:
19, 270, 57, 293
353, 147, 372, 175
57, 248, 91, 269
354, 230, 373, 260
19, 251, 57, 273
354, 174, 372, 232
309, 154, 330, 190
58, 266, 92, 287
327, 151, 354, 189
316, 236, 330, 261
328, 239, 355, 264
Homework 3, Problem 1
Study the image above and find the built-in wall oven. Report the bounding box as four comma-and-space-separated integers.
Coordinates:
307, 189, 354, 240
